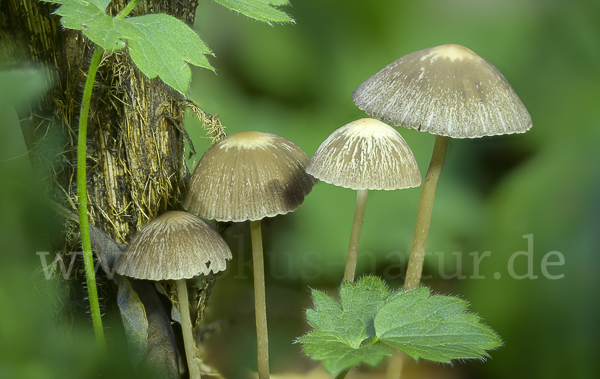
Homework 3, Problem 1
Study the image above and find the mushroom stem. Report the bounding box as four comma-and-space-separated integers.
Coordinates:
344, 189, 369, 282
404, 135, 449, 290
176, 279, 202, 379
250, 220, 270, 379
386, 350, 407, 379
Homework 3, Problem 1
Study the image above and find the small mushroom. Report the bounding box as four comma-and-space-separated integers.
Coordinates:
306, 118, 421, 282
183, 131, 315, 379
352, 44, 532, 289
116, 211, 232, 379
352, 44, 532, 138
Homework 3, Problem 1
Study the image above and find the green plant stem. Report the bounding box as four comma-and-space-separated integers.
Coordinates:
76, 0, 139, 354
404, 135, 449, 290
77, 47, 106, 353
177, 279, 202, 379
344, 189, 368, 282
251, 220, 270, 379
335, 369, 350, 379
115, 0, 141, 20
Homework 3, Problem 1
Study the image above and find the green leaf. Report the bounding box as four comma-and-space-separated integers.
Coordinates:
41, 1, 124, 48
297, 277, 392, 375
375, 287, 502, 363
297, 276, 502, 375
213, 0, 293, 24
299, 331, 391, 375
118, 14, 213, 94
40, 0, 213, 94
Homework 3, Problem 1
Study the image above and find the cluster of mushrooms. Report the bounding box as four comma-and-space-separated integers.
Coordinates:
114, 44, 531, 378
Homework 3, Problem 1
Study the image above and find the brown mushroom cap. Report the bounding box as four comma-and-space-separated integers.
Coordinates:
183, 131, 316, 222
306, 118, 421, 191
116, 211, 232, 280
352, 44, 532, 138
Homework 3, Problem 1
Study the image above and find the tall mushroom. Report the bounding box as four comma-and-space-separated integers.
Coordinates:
352, 44, 532, 290
306, 118, 421, 282
116, 211, 232, 379
183, 131, 316, 379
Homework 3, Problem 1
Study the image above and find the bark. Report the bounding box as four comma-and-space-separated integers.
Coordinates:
0, 0, 198, 246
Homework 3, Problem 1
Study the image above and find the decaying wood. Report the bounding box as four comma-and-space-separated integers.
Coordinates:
0, 1, 205, 331
0, 0, 199, 244
0, 1, 235, 377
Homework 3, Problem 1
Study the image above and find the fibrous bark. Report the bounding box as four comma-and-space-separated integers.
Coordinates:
0, 0, 198, 303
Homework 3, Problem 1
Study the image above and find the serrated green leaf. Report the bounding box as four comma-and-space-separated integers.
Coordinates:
40, 0, 110, 10
40, 0, 213, 94
337, 276, 390, 346
298, 331, 391, 374
298, 277, 502, 374
308, 277, 389, 347
297, 276, 392, 375
41, 0, 126, 49
118, 14, 213, 94
375, 287, 503, 363
213, 0, 293, 24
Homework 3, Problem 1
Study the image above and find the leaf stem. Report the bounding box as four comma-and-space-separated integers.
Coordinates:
344, 189, 368, 282
76, 0, 141, 355
115, 0, 141, 20
251, 220, 270, 379
77, 47, 106, 353
404, 135, 449, 290
363, 335, 379, 347
335, 369, 350, 379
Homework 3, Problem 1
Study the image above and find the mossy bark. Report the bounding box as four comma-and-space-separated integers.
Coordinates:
0, 0, 197, 305
0, 0, 197, 244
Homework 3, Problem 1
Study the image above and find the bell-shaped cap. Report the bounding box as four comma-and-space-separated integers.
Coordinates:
306, 118, 421, 191
352, 44, 532, 138
183, 131, 316, 222
116, 211, 232, 280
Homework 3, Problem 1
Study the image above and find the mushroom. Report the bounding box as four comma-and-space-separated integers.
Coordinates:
306, 118, 421, 282
352, 44, 532, 289
183, 131, 316, 379
116, 211, 232, 379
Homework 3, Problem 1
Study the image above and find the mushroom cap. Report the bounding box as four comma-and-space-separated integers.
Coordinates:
352, 44, 532, 138
183, 131, 316, 222
306, 118, 421, 191
116, 211, 232, 280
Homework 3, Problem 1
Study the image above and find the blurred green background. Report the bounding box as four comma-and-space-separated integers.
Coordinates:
1, 0, 599, 378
